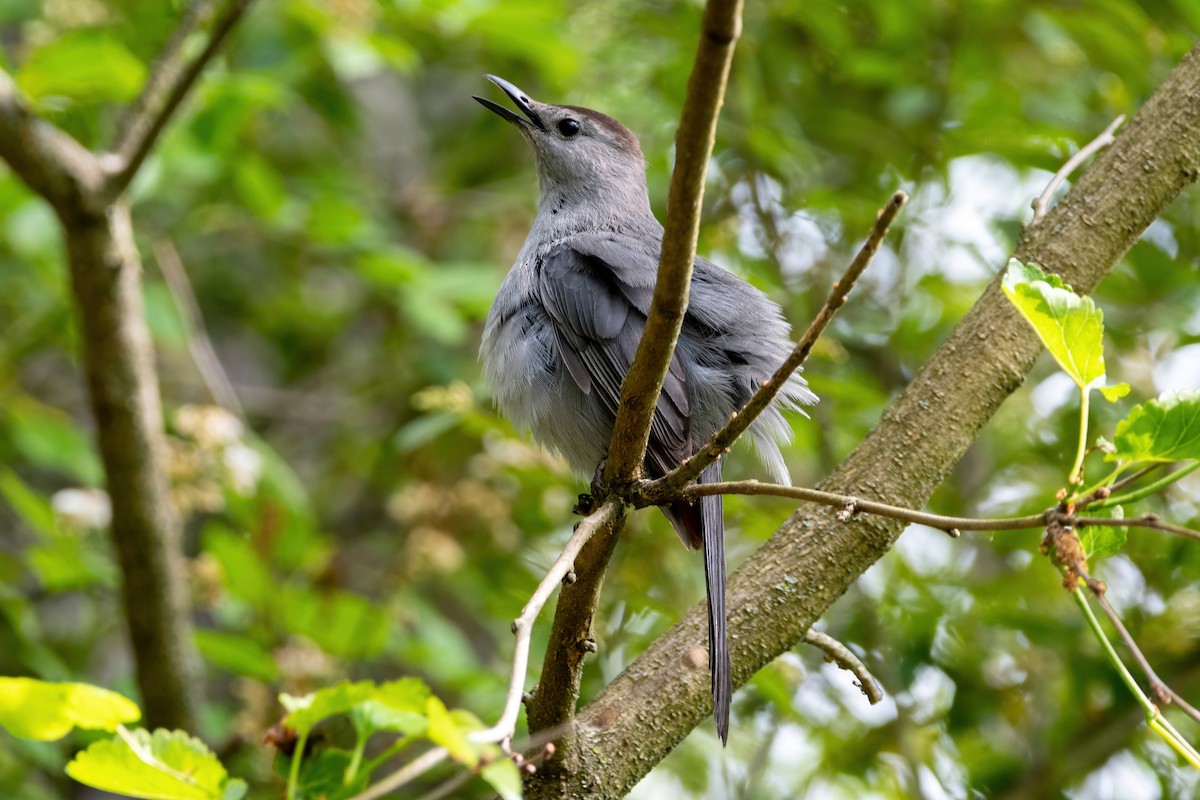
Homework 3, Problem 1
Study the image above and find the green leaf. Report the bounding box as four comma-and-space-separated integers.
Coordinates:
0, 677, 140, 741
281, 681, 376, 737
66, 728, 245, 800
426, 696, 476, 767
0, 469, 56, 536
17, 32, 146, 105
1079, 506, 1127, 560
195, 630, 280, 682
1001, 259, 1107, 390
1099, 382, 1131, 403
1109, 390, 1200, 463
352, 678, 431, 737
481, 758, 523, 800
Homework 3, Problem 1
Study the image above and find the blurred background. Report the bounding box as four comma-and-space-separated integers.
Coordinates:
1, 0, 1199, 797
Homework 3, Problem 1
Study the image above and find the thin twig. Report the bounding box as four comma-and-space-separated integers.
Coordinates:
663, 479, 1047, 534
651, 191, 907, 494
104, 0, 254, 197
1075, 514, 1200, 543
152, 239, 244, 417
1092, 591, 1200, 725
603, 0, 744, 484
346, 746, 448, 800
467, 497, 624, 747
1031, 115, 1126, 220
802, 629, 883, 704
1074, 463, 1164, 509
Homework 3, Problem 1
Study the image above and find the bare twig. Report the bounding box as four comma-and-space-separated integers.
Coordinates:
1031, 115, 1126, 220
802, 629, 883, 704
1092, 591, 1200, 725
651, 191, 907, 494
663, 479, 1047, 533
347, 746, 449, 800
104, 0, 254, 197
468, 498, 625, 748
603, 0, 744, 484
1075, 514, 1200, 543
152, 239, 244, 417
1073, 464, 1164, 509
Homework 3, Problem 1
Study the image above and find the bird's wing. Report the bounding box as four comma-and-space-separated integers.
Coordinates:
537, 237, 691, 479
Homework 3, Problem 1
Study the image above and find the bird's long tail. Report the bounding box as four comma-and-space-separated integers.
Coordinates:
665, 462, 730, 743
699, 461, 730, 744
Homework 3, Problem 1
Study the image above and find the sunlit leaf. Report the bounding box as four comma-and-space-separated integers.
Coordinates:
1109, 390, 1200, 463
426, 696, 476, 767
0, 677, 140, 741
482, 758, 523, 800
1099, 382, 1131, 402
1001, 260, 1107, 391
66, 728, 245, 800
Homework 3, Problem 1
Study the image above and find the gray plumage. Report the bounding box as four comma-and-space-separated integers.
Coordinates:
476, 76, 816, 743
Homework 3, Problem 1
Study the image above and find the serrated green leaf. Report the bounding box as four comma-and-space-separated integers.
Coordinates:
352, 678, 431, 737
1001, 259, 1107, 391
1080, 506, 1127, 560
426, 696, 476, 767
481, 758, 523, 800
1109, 390, 1200, 463
0, 677, 140, 741
281, 681, 376, 737
1099, 382, 1131, 402
66, 728, 244, 800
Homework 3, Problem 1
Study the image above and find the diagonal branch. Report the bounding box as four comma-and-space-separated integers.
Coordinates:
0, 70, 105, 214
649, 191, 906, 494
103, 0, 254, 198
603, 0, 745, 484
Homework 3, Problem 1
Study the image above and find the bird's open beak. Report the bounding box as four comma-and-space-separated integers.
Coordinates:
473, 75, 547, 132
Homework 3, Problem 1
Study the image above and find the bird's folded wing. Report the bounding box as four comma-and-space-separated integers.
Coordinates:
537, 238, 690, 477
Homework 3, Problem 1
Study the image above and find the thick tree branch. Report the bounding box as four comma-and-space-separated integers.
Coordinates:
523, 41, 1200, 799
104, 0, 254, 198
0, 70, 105, 214
0, 1, 255, 732
603, 0, 744, 484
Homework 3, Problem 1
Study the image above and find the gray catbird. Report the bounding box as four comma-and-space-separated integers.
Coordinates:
475, 75, 816, 743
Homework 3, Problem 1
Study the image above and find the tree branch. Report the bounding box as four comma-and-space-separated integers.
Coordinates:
0, 70, 105, 214
1031, 114, 1126, 220
524, 41, 1200, 798
103, 0, 254, 198
651, 190, 905, 493
802, 629, 883, 705
602, 0, 744, 484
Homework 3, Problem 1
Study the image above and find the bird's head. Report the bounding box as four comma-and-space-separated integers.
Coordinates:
474, 75, 649, 212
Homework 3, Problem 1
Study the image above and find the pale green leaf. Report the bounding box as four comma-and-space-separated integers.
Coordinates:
66, 728, 245, 800
1109, 390, 1200, 463
1099, 382, 1131, 402
426, 696, 476, 767
482, 758, 523, 800
1001, 259, 1107, 390
0, 677, 139, 741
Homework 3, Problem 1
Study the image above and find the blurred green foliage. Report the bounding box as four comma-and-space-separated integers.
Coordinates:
0, 1, 1198, 798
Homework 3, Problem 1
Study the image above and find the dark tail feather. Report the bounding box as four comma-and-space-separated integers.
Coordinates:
660, 462, 730, 744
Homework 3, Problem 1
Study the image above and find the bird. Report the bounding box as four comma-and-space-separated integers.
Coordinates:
475, 75, 816, 743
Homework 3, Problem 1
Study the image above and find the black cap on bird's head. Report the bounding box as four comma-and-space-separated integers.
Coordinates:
474, 75, 647, 199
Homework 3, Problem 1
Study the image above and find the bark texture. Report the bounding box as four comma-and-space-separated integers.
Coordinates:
525, 41, 1200, 800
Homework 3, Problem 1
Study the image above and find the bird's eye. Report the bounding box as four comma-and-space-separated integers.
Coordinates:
557, 118, 581, 137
